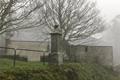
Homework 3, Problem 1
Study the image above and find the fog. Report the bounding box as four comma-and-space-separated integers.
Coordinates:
96, 0, 120, 22
102, 16, 120, 66
10, 0, 120, 66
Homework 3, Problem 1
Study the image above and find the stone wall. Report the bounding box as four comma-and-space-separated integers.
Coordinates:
66, 45, 113, 67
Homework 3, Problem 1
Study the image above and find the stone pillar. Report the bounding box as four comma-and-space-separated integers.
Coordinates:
49, 25, 63, 65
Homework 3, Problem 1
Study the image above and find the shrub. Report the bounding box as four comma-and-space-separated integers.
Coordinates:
0, 63, 119, 80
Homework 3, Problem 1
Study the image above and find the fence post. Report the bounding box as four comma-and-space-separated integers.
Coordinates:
13, 49, 16, 67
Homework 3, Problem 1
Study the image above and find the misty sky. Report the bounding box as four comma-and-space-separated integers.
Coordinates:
96, 0, 120, 66
96, 0, 120, 22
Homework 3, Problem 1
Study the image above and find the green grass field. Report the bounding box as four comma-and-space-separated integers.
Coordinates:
0, 58, 48, 69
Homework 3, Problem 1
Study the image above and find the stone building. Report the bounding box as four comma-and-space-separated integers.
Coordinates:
7, 40, 49, 61
5, 28, 50, 61
64, 37, 113, 67
66, 45, 113, 67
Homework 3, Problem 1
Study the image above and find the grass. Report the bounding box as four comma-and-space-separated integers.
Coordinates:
0, 58, 48, 70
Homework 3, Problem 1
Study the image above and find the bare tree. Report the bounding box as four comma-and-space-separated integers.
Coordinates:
40, 0, 105, 42
0, 0, 44, 34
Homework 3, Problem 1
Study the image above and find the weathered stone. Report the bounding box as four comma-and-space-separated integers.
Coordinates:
49, 26, 63, 65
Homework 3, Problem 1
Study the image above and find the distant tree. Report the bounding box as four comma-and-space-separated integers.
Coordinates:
39, 0, 105, 42
0, 0, 44, 34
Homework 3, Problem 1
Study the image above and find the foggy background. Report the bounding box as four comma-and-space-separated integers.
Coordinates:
9, 0, 120, 66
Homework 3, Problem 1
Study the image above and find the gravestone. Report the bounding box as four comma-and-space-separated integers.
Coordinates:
49, 25, 63, 65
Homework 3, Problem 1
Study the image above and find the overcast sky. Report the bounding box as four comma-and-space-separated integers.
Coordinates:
96, 0, 120, 22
